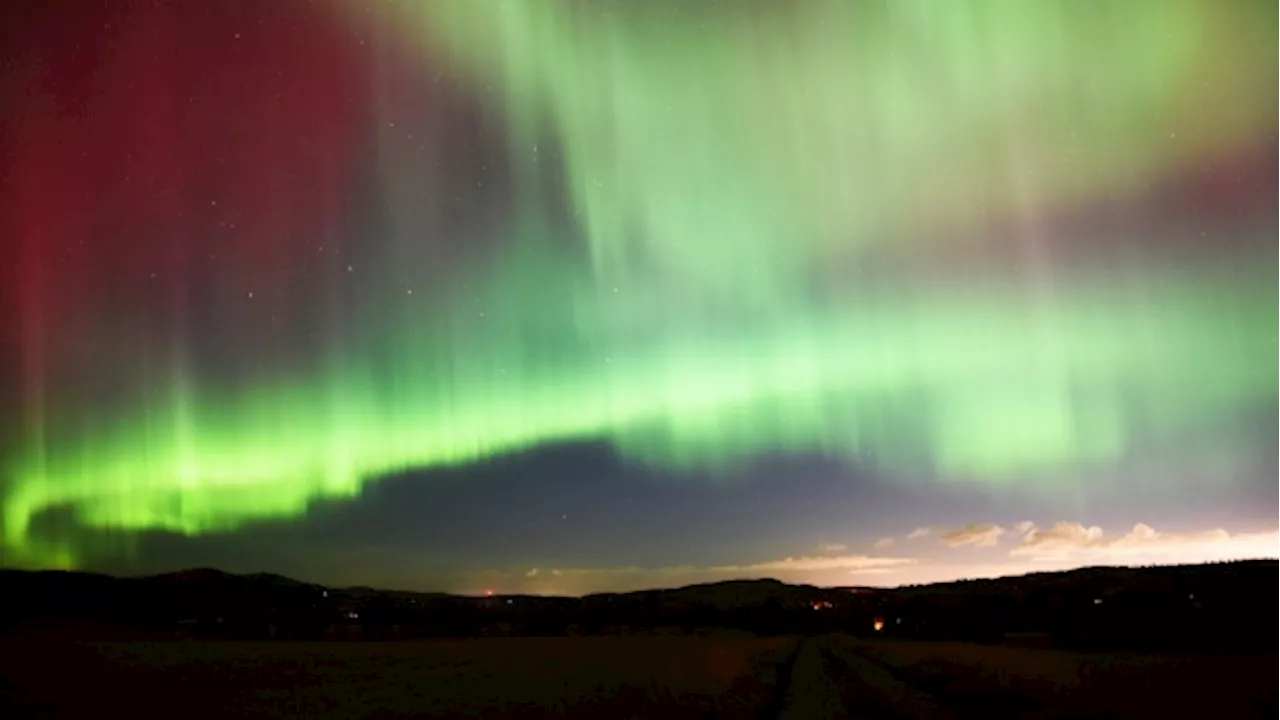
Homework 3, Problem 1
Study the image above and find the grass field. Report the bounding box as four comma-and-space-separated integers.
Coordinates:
0, 636, 799, 719
833, 637, 1278, 719
5, 634, 1274, 719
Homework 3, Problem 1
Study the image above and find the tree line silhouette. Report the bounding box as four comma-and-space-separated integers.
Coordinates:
1, 560, 1273, 653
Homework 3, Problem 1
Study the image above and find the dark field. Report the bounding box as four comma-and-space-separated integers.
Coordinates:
830, 637, 1278, 719
2, 635, 1275, 719
0, 636, 797, 719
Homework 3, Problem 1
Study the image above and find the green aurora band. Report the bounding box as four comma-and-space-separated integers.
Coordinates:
5, 0, 1276, 567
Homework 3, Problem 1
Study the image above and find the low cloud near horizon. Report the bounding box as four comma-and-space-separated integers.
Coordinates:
1009, 521, 1279, 564
476, 553, 916, 595
472, 521, 1276, 596
922, 520, 1277, 563
939, 524, 1006, 548
542, 553, 916, 578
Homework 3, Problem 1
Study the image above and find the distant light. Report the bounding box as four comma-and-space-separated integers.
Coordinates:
485, 589, 493, 597
506, 598, 513, 605
873, 618, 885, 632
895, 617, 901, 625
1093, 598, 1103, 605
1188, 593, 1195, 600
322, 590, 328, 598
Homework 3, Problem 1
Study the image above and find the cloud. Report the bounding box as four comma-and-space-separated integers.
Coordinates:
939, 524, 1006, 548
906, 527, 931, 540
723, 554, 915, 573
481, 552, 917, 595
541, 554, 916, 576
849, 567, 904, 576
818, 542, 847, 553
1009, 522, 1279, 564
478, 522, 1276, 596
873, 537, 895, 549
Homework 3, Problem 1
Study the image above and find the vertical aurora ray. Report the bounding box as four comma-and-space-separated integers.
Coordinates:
2, 1, 1275, 568
407, 0, 1273, 300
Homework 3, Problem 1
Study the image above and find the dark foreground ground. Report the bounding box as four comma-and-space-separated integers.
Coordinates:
3, 636, 793, 720
1, 635, 1275, 719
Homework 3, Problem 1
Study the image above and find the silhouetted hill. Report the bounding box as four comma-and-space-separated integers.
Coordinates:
584, 578, 833, 612
1, 560, 1274, 651
873, 560, 1278, 652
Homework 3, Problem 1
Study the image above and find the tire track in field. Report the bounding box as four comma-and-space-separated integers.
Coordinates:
770, 635, 953, 720
820, 637, 948, 720
764, 636, 807, 720
772, 636, 848, 720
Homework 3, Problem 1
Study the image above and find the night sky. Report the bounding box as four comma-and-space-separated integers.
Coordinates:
3, 0, 1276, 594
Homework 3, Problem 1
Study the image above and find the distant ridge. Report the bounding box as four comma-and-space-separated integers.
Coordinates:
2, 559, 1274, 653
2, 557, 1275, 601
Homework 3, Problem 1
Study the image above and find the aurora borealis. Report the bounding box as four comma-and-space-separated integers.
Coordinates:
2, 1, 1275, 589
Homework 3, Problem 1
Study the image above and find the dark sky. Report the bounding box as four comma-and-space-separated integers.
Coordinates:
2, 0, 1276, 593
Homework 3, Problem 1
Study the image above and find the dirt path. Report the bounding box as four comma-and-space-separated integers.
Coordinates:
774, 637, 849, 720
772, 636, 946, 720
